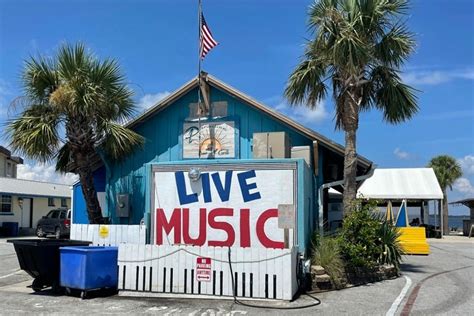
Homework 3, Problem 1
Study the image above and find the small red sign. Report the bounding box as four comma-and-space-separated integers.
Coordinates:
196, 257, 212, 282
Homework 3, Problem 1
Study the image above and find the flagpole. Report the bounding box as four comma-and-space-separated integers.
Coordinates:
198, 0, 202, 79
197, 0, 202, 159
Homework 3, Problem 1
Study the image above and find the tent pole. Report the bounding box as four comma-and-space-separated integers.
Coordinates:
440, 198, 444, 238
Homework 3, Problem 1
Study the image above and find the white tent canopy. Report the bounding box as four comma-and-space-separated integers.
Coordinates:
357, 168, 443, 200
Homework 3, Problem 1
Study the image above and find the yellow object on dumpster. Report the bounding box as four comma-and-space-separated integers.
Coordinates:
397, 227, 430, 255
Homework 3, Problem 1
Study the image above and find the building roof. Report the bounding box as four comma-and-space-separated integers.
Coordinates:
128, 73, 372, 168
357, 168, 443, 200
0, 145, 24, 164
0, 177, 71, 198
449, 198, 474, 208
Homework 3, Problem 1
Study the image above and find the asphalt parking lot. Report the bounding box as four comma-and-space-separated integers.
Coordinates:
0, 237, 472, 315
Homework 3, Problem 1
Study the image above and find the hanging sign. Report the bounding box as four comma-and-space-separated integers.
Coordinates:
196, 257, 212, 282
151, 166, 296, 249
182, 121, 235, 159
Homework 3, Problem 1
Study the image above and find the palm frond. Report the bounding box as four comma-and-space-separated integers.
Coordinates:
22, 56, 59, 102
374, 23, 415, 67
89, 58, 136, 121
55, 143, 73, 172
7, 108, 61, 162
100, 121, 144, 160
57, 42, 90, 81
371, 65, 418, 123
285, 55, 328, 108
308, 0, 339, 30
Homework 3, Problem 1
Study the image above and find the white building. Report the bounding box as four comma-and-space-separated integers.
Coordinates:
0, 146, 71, 235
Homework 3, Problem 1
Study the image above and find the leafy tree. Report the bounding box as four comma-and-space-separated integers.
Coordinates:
8, 43, 143, 224
285, 0, 418, 216
428, 155, 462, 234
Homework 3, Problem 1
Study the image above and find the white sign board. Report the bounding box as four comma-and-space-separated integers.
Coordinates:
278, 204, 295, 229
151, 167, 296, 249
182, 121, 235, 159
196, 257, 212, 282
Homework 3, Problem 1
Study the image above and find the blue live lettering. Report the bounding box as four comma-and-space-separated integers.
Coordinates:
175, 170, 261, 205
237, 170, 261, 202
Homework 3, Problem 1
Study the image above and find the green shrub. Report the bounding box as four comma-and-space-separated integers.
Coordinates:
377, 221, 404, 270
312, 236, 345, 289
338, 201, 381, 269
337, 200, 405, 271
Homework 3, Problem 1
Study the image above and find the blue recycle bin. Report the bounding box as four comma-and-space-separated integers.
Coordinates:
60, 246, 118, 298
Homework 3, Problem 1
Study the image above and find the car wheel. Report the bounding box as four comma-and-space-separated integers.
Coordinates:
55, 227, 61, 239
36, 226, 44, 238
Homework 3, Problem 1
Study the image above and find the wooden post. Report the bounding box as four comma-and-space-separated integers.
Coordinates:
312, 141, 319, 176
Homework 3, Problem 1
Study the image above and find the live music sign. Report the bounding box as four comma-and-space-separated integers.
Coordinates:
151, 167, 296, 249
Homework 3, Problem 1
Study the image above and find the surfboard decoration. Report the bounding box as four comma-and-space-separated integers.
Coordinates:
385, 200, 394, 224
395, 199, 409, 227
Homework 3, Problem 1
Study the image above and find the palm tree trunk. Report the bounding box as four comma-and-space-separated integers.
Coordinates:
342, 127, 358, 216
442, 190, 449, 235
75, 150, 105, 224
342, 90, 360, 217
67, 118, 105, 224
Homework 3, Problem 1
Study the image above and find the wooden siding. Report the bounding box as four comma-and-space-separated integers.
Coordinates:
118, 244, 298, 300
106, 86, 316, 225
70, 224, 146, 245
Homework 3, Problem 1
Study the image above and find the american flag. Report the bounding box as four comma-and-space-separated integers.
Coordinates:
200, 13, 218, 59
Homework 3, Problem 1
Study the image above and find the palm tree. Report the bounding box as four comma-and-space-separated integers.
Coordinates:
8, 43, 143, 224
285, 0, 418, 216
428, 155, 462, 235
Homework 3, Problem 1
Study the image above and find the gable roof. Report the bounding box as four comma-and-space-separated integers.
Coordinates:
129, 73, 372, 168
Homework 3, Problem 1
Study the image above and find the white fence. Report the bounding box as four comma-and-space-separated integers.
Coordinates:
118, 244, 298, 300
70, 224, 146, 245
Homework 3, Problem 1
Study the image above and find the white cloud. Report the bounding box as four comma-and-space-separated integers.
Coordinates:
393, 147, 410, 160
17, 162, 78, 185
271, 100, 328, 124
137, 91, 171, 112
402, 68, 474, 86
458, 155, 474, 175
453, 177, 474, 196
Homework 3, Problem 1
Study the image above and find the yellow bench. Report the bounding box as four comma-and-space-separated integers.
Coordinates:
397, 227, 430, 255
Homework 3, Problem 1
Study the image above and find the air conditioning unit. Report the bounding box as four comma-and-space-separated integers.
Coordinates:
291, 146, 311, 166
252, 132, 290, 159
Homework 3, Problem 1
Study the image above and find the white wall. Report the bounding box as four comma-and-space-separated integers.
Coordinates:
0, 196, 71, 229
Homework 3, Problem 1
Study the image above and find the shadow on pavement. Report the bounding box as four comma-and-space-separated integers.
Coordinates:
400, 263, 427, 273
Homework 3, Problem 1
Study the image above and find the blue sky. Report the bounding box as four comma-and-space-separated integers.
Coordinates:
0, 0, 473, 215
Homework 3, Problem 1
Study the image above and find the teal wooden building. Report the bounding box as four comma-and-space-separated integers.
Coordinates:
72, 73, 372, 253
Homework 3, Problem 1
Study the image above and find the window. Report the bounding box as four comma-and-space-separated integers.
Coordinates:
59, 210, 67, 219
61, 198, 68, 207
48, 198, 55, 206
0, 195, 12, 213
6, 162, 13, 178
51, 210, 60, 218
